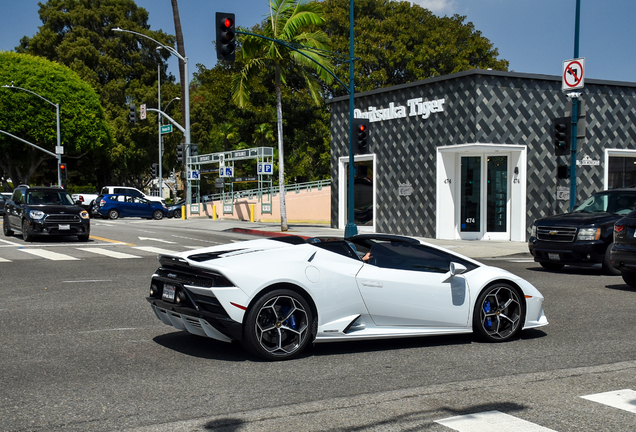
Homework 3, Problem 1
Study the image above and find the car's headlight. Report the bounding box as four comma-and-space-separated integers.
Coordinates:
531, 225, 536, 237
80, 210, 90, 219
577, 227, 601, 241
29, 210, 45, 220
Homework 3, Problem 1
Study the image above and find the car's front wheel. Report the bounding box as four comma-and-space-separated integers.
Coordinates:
22, 219, 34, 242
173, 209, 181, 219
108, 209, 119, 220
243, 289, 314, 361
473, 283, 525, 342
3, 215, 13, 236
620, 270, 636, 287
78, 234, 90, 242
540, 262, 564, 271
152, 210, 164, 220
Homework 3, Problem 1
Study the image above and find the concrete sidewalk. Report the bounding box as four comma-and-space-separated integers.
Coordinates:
162, 218, 531, 259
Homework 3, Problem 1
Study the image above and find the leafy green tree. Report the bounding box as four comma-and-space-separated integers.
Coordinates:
16, 0, 178, 189
232, 0, 334, 231
323, 0, 508, 95
0, 52, 111, 186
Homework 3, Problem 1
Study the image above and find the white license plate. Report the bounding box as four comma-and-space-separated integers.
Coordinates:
58, 224, 70, 230
548, 253, 560, 261
162, 284, 176, 302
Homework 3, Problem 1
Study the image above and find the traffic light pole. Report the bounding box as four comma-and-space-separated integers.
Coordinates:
569, 0, 581, 212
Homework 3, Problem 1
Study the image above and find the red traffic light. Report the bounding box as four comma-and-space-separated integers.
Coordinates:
223, 17, 233, 29
59, 164, 66, 170
358, 124, 367, 133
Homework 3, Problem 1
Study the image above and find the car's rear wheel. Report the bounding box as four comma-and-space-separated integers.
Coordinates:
620, 270, 636, 287
22, 219, 34, 242
3, 216, 13, 236
603, 243, 621, 275
473, 283, 525, 342
243, 289, 314, 361
173, 209, 181, 219
108, 209, 119, 220
152, 210, 164, 220
540, 262, 564, 271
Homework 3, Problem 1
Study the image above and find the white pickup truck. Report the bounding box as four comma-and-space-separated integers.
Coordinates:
99, 186, 166, 205
71, 192, 100, 211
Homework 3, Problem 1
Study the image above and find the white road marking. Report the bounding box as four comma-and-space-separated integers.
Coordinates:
19, 249, 80, 261
138, 236, 177, 244
76, 247, 141, 259
435, 410, 558, 432
0, 257, 11, 262
581, 389, 636, 414
133, 246, 179, 255
0, 238, 21, 246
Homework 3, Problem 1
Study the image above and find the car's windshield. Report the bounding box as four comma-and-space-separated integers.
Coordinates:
26, 191, 74, 206
574, 192, 636, 215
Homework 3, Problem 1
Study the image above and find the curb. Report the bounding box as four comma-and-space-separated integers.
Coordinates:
231, 228, 310, 239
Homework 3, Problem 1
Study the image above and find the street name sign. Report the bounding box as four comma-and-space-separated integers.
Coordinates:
160, 124, 172, 134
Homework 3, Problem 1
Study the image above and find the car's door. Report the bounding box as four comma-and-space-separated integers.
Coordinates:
8, 190, 26, 229
355, 242, 470, 327
131, 197, 152, 217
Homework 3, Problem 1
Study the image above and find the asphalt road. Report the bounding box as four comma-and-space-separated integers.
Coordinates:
1, 218, 635, 431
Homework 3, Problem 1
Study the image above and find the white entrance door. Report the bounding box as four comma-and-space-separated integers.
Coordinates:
458, 154, 510, 240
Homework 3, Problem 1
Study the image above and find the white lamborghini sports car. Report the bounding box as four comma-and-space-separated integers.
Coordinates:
147, 234, 548, 360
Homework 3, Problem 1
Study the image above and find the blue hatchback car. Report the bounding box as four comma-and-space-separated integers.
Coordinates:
96, 194, 168, 220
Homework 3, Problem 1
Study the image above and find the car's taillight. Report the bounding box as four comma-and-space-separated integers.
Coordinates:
100, 199, 105, 206
615, 225, 625, 233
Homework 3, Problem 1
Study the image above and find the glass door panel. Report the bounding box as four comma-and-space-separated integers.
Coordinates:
460, 156, 481, 232
486, 156, 508, 233
345, 160, 374, 227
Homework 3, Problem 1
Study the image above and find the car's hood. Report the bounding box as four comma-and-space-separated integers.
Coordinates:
27, 205, 84, 214
534, 212, 619, 227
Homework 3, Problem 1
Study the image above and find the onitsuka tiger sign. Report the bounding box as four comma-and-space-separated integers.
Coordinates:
354, 97, 446, 123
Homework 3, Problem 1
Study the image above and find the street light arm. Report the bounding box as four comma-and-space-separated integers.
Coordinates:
1, 84, 58, 109
146, 108, 185, 133
112, 28, 184, 62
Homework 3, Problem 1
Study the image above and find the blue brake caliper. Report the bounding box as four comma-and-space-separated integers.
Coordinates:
281, 306, 297, 330
483, 300, 493, 330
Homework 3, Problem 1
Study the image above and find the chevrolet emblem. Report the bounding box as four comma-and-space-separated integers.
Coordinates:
549, 230, 558, 235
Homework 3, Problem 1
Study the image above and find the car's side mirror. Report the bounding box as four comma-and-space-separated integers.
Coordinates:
441, 262, 467, 283
75, 200, 82, 206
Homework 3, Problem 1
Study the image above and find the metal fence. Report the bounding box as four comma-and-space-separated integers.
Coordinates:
202, 179, 331, 203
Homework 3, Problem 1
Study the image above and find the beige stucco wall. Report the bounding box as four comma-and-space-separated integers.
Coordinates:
185, 186, 331, 224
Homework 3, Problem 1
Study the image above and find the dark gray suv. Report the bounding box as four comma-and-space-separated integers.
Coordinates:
3, 185, 90, 242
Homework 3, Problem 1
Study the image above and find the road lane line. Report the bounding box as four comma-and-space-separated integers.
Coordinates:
20, 249, 80, 261
88, 235, 130, 245
581, 389, 636, 414
0, 257, 11, 262
0, 238, 21, 246
76, 247, 141, 259
133, 246, 179, 255
435, 410, 557, 431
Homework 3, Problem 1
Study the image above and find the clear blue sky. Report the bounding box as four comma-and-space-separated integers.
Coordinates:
1, 0, 635, 85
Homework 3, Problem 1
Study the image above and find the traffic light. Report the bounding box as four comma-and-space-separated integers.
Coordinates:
216, 12, 236, 61
553, 117, 570, 156
353, 118, 370, 154
557, 164, 570, 179
151, 163, 158, 178
176, 143, 184, 166
59, 162, 67, 180
190, 143, 199, 157
129, 103, 137, 124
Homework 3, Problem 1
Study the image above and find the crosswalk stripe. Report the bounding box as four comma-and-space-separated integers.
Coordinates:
133, 246, 179, 255
0, 257, 11, 262
20, 249, 80, 261
581, 389, 636, 414
76, 247, 141, 259
435, 410, 557, 432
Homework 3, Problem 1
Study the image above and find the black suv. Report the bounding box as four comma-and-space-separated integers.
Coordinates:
3, 185, 90, 242
528, 188, 636, 274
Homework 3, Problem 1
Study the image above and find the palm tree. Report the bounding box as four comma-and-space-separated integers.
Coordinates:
233, 0, 334, 231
